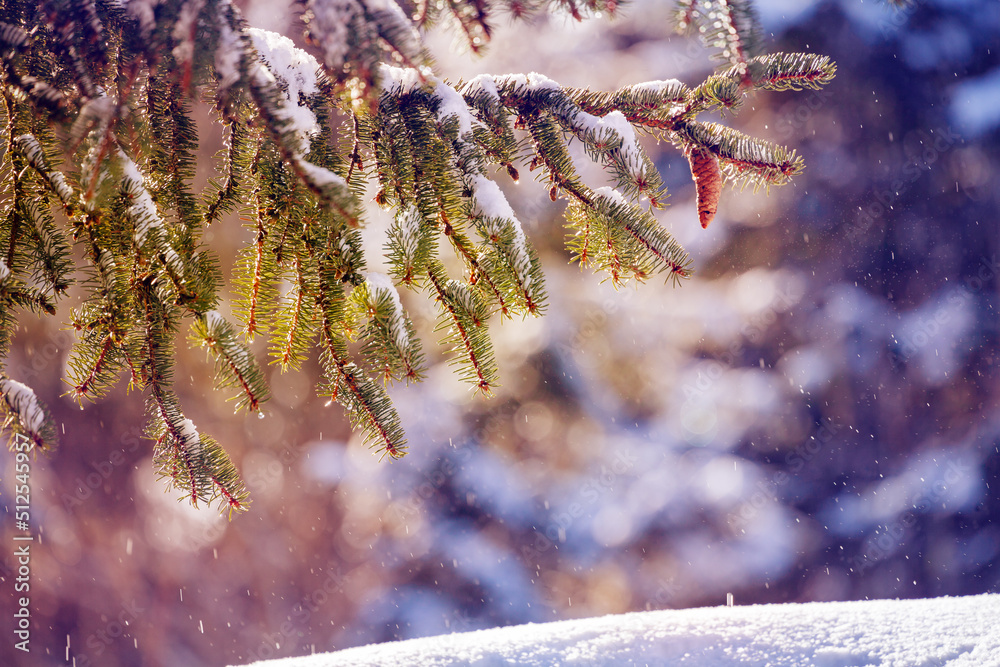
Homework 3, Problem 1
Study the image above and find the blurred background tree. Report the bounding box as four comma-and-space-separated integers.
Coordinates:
1, 0, 999, 666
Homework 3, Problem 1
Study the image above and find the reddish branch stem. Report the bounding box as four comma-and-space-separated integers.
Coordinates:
427, 270, 491, 394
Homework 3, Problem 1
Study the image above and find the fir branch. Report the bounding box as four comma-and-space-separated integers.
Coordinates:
427, 261, 498, 394
66, 328, 123, 402
233, 199, 279, 339
316, 267, 407, 458
740, 52, 837, 92
465, 173, 546, 314
386, 204, 437, 285
15, 199, 74, 296
270, 254, 319, 371
0, 0, 836, 514
191, 310, 270, 412
444, 219, 512, 317
675, 120, 804, 191
144, 72, 200, 228
140, 284, 249, 513
244, 31, 362, 226
351, 273, 425, 383
567, 188, 692, 285
568, 79, 691, 121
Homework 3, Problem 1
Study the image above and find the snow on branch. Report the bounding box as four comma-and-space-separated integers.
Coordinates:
120, 154, 189, 292
364, 272, 410, 352
247, 28, 357, 220
191, 311, 270, 412
14, 134, 76, 208
1, 377, 52, 449
248, 28, 321, 153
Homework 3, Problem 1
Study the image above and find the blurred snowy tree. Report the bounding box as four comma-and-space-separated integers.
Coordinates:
0, 0, 833, 513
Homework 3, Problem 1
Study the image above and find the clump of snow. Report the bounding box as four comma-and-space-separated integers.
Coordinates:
570, 108, 646, 180
178, 417, 200, 445
0, 257, 10, 281
500, 72, 561, 93
14, 133, 44, 164
459, 75, 500, 102
16, 133, 74, 203
379, 64, 426, 94
295, 157, 348, 190
468, 174, 518, 222
394, 205, 424, 268
378, 66, 478, 139
120, 155, 188, 279
121, 156, 162, 246
594, 185, 628, 207
468, 174, 532, 289
622, 79, 686, 96
248, 28, 321, 152
205, 310, 225, 329
234, 594, 1000, 666
120, 155, 172, 256
365, 272, 410, 351
1, 378, 46, 436
434, 81, 475, 136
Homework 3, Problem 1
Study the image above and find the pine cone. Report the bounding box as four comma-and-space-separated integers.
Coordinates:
686, 145, 723, 228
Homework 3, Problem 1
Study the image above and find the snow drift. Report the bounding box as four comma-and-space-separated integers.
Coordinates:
237, 593, 1000, 666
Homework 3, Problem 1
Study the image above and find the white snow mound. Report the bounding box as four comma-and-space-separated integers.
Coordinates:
235, 594, 1000, 666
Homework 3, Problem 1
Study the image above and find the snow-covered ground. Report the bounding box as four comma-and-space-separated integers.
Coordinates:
237, 594, 1000, 667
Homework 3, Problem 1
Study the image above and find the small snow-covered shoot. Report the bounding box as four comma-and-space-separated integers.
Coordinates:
1, 378, 52, 449
120, 155, 190, 293
467, 174, 536, 294
14, 134, 76, 207
351, 273, 424, 384
365, 272, 410, 352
